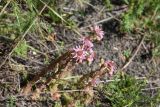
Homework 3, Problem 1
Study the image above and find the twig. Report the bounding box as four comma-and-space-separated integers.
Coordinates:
83, 0, 99, 10
105, 5, 128, 12
81, 17, 114, 29
0, 0, 12, 16
141, 87, 160, 91
101, 76, 147, 83
62, 75, 82, 80
81, 6, 127, 29
142, 42, 149, 53
120, 35, 145, 71
57, 89, 97, 93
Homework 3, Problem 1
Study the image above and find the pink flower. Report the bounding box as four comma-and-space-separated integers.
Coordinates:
72, 46, 86, 63
82, 37, 93, 50
104, 60, 115, 76
86, 48, 95, 64
91, 25, 104, 41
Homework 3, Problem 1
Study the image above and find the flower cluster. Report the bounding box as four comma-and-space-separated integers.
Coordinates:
90, 25, 104, 41
72, 37, 95, 63
72, 25, 104, 63
104, 60, 115, 76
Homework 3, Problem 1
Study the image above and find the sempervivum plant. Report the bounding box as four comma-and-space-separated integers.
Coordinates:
22, 25, 116, 107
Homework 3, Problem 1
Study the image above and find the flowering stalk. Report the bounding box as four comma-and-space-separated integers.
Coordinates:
79, 60, 116, 88
22, 51, 73, 94
74, 60, 115, 105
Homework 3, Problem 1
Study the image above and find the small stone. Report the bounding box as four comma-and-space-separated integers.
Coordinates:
113, 47, 119, 51
33, 51, 37, 55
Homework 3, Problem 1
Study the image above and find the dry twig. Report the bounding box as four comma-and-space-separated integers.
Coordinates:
120, 35, 145, 71
0, 0, 12, 16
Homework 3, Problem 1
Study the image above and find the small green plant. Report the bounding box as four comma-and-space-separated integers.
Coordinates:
121, 0, 160, 32
151, 34, 160, 57
101, 73, 147, 107
104, 0, 113, 9
14, 40, 28, 58
12, 1, 37, 34
123, 49, 131, 59
6, 96, 16, 107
